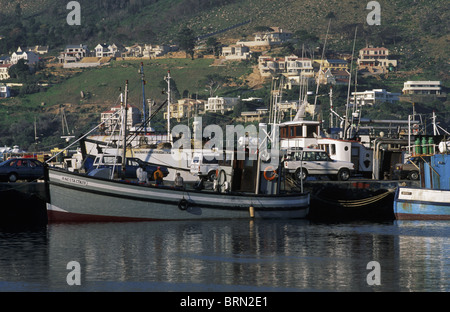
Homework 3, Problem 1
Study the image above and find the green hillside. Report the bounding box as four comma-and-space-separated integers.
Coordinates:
0, 0, 448, 150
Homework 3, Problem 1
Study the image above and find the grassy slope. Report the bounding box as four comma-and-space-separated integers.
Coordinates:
0, 0, 448, 149
0, 58, 253, 149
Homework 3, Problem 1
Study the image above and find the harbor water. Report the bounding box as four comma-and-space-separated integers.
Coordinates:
0, 217, 448, 293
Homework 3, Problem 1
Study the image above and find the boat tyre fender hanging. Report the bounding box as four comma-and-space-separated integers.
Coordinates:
263, 166, 277, 181
178, 198, 189, 211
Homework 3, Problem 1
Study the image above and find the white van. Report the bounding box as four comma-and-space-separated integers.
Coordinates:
190, 152, 220, 181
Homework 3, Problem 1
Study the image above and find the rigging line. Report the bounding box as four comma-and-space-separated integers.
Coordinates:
314, 18, 331, 110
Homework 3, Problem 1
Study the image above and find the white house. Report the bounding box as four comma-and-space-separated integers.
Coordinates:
237, 27, 293, 48
58, 44, 90, 63
205, 97, 240, 114
10, 47, 39, 65
221, 44, 251, 60
0, 64, 12, 80
350, 89, 400, 106
143, 44, 174, 58
0, 84, 11, 98
95, 43, 120, 58
122, 44, 144, 58
357, 47, 397, 72
402, 81, 442, 95
316, 69, 350, 85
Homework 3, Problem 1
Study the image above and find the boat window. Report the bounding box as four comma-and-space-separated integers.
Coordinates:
306, 125, 317, 138
330, 144, 336, 155
290, 127, 294, 137
296, 126, 302, 137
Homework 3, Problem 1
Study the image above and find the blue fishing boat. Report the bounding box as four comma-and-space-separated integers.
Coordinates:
394, 151, 450, 220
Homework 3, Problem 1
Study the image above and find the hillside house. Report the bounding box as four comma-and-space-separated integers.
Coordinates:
143, 44, 176, 58
0, 64, 12, 80
26, 45, 49, 55
357, 47, 397, 73
205, 96, 240, 114
58, 44, 90, 64
253, 27, 292, 44
316, 69, 350, 85
0, 56, 10, 64
164, 98, 206, 121
402, 81, 442, 95
95, 43, 121, 58
10, 47, 39, 65
100, 104, 141, 134
258, 55, 314, 80
0, 84, 10, 98
314, 59, 348, 71
239, 109, 268, 123
122, 44, 144, 58
221, 44, 251, 60
237, 27, 292, 47
350, 89, 400, 106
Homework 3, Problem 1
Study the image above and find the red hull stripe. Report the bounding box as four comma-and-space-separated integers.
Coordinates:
47, 210, 173, 222
395, 213, 450, 220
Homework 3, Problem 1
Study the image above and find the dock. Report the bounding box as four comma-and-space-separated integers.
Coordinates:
0, 182, 47, 226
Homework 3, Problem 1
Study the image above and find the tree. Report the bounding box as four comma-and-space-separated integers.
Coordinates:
8, 59, 30, 80
206, 37, 220, 57
201, 74, 229, 97
177, 26, 196, 59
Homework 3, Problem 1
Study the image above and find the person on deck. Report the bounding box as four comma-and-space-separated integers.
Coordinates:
136, 164, 149, 185
154, 166, 164, 185
174, 172, 184, 189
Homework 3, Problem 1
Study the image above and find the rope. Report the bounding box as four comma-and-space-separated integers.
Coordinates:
285, 176, 395, 208
311, 188, 396, 208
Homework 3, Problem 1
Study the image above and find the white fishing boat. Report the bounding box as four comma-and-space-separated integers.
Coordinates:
45, 81, 309, 222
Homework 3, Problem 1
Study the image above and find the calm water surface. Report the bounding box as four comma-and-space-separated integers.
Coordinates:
0, 219, 448, 292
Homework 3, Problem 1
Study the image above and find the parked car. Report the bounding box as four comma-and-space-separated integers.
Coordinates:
190, 152, 220, 181
284, 148, 354, 181
0, 158, 45, 182
88, 154, 169, 180
393, 157, 425, 180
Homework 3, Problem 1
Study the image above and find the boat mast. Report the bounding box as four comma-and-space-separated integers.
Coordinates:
139, 62, 147, 132
165, 70, 172, 143
121, 81, 128, 179
344, 26, 358, 139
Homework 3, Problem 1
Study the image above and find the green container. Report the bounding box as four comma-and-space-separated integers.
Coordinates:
415, 138, 421, 154
422, 137, 427, 154
428, 137, 434, 154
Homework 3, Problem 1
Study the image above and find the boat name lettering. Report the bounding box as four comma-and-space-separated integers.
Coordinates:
61, 176, 88, 186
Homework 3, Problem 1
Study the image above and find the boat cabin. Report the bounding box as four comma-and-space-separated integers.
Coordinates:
279, 120, 321, 150
216, 149, 284, 195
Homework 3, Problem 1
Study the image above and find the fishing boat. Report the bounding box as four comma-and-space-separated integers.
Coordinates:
45, 81, 309, 222
394, 146, 450, 220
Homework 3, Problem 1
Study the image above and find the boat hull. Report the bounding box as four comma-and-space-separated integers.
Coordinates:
394, 187, 450, 220
46, 168, 309, 222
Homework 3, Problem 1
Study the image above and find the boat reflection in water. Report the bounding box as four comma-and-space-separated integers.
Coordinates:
5, 220, 437, 292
